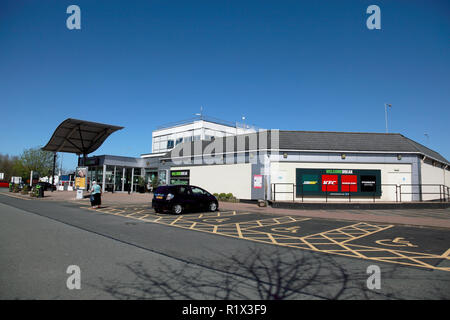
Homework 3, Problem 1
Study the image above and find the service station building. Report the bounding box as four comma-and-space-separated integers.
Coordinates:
82, 117, 450, 203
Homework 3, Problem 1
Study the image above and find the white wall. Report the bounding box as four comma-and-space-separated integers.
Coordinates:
270, 162, 412, 202
152, 120, 257, 153
421, 161, 449, 201
174, 163, 252, 199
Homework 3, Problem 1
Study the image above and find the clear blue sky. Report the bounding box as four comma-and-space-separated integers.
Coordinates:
1, 0, 449, 171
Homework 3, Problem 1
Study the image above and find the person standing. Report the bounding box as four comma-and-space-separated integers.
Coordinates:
90, 181, 102, 209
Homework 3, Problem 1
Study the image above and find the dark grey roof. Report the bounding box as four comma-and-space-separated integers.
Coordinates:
162, 130, 449, 165
278, 131, 449, 164
42, 118, 124, 155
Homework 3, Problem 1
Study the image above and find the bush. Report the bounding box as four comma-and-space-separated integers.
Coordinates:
21, 185, 30, 194
219, 193, 227, 200
151, 176, 159, 191
13, 185, 20, 193
216, 192, 238, 202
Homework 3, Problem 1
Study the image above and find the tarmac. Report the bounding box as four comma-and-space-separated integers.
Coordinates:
1, 188, 449, 229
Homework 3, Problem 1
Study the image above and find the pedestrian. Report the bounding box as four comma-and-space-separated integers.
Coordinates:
90, 181, 102, 209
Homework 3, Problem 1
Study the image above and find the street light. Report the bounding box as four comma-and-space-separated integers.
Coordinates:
385, 103, 392, 133
424, 133, 429, 144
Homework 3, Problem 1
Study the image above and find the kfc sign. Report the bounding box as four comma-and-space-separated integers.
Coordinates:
322, 175, 338, 192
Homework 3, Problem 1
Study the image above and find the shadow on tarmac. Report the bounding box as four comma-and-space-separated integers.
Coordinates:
95, 246, 450, 300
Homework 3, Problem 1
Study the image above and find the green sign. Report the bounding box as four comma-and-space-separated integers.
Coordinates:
170, 170, 190, 185
296, 168, 381, 197
171, 170, 189, 177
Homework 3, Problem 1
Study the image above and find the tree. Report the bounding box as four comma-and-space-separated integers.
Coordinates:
19, 147, 58, 178
0, 153, 21, 181
151, 176, 159, 190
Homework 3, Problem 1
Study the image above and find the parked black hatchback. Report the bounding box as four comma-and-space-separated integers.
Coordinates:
36, 181, 57, 191
152, 185, 218, 214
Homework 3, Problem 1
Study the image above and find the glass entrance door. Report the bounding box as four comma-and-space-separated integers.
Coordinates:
115, 167, 124, 192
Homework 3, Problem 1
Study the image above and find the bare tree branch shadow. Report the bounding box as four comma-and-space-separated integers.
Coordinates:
95, 245, 449, 300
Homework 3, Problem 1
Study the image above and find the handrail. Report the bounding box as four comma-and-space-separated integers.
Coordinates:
271, 183, 449, 203
156, 115, 260, 131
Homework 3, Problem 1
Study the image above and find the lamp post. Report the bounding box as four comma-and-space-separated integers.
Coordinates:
51, 152, 57, 192
385, 103, 392, 133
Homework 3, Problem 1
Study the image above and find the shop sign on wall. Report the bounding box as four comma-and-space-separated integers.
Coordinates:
253, 174, 263, 189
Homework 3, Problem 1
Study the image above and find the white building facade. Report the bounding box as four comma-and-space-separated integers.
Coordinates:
148, 116, 259, 154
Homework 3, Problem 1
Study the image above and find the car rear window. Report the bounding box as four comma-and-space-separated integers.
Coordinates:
154, 186, 176, 194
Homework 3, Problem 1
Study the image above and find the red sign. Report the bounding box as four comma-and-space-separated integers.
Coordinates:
321, 175, 338, 192
341, 175, 357, 192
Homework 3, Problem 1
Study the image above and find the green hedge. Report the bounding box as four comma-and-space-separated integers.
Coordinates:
213, 192, 238, 202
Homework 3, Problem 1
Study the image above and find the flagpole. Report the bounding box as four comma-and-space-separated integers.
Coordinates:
385, 103, 392, 133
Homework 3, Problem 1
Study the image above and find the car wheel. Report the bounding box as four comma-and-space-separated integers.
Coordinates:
172, 204, 183, 215
209, 202, 217, 212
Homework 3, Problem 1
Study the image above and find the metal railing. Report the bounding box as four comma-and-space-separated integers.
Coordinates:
156, 115, 261, 131
271, 183, 450, 203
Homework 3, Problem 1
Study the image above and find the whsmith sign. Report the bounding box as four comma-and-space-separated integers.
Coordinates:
295, 169, 381, 197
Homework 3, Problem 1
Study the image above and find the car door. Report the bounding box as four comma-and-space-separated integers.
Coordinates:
190, 186, 209, 211
177, 185, 195, 211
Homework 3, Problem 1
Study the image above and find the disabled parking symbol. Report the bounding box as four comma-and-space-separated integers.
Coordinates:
271, 226, 301, 234
203, 218, 230, 223
375, 237, 417, 248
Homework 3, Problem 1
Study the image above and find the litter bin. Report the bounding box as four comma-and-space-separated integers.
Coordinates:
76, 189, 84, 199
36, 184, 44, 198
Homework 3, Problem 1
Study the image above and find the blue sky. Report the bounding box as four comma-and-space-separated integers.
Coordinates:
1, 0, 449, 171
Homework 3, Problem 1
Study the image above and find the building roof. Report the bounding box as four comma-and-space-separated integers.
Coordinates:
154, 115, 259, 131
42, 118, 124, 155
162, 130, 449, 165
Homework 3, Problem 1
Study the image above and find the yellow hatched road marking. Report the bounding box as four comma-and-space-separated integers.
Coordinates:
319, 234, 367, 259
441, 248, 450, 258
266, 233, 277, 244
340, 225, 394, 244
82, 205, 450, 272
235, 223, 243, 238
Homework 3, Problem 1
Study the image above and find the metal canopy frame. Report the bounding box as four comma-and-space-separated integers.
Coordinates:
42, 118, 124, 157
41, 119, 124, 188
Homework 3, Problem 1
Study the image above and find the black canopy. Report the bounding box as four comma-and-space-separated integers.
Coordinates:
42, 118, 124, 155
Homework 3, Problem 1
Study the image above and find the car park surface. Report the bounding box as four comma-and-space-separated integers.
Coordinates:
87, 203, 450, 272
1, 191, 449, 299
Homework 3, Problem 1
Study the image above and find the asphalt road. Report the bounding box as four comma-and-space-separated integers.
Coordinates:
0, 193, 449, 300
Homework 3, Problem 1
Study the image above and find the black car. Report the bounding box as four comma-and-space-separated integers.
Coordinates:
36, 182, 57, 191
152, 185, 218, 214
